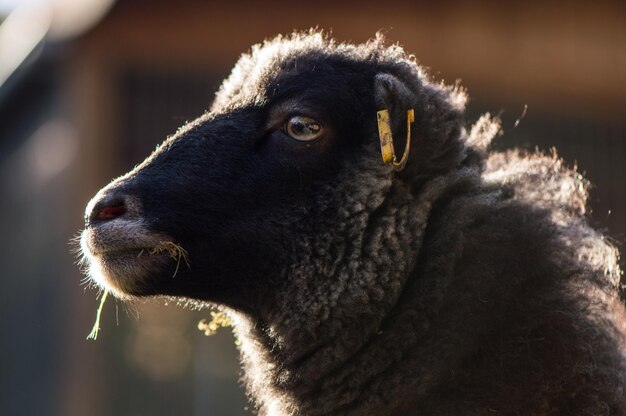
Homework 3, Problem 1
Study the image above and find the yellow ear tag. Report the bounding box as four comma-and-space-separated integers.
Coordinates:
377, 109, 414, 171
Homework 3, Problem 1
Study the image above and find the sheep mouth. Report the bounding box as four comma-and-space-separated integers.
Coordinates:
95, 246, 173, 265
79, 220, 189, 299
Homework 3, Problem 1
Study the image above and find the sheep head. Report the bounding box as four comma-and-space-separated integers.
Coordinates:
79, 32, 467, 316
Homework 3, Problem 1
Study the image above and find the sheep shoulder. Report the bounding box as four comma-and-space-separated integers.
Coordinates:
403, 148, 626, 414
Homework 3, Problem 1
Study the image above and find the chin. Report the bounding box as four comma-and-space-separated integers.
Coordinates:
79, 217, 187, 299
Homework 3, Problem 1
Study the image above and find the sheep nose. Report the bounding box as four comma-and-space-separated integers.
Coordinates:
86, 192, 128, 226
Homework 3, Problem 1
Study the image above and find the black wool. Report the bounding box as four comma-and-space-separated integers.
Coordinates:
79, 31, 626, 415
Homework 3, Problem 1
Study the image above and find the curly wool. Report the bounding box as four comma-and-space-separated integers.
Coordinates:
78, 28, 625, 414
194, 32, 626, 416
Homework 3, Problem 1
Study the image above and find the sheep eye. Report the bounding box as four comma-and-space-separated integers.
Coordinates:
285, 116, 323, 142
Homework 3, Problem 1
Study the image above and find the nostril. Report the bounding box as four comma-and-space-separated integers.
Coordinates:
89, 195, 127, 224
96, 203, 126, 221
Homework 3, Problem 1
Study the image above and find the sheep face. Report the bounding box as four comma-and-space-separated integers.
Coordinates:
79, 35, 455, 313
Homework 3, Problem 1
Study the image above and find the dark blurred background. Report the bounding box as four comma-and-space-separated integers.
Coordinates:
0, 1, 624, 415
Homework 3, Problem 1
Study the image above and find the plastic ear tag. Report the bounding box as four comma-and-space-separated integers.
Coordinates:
377, 108, 414, 171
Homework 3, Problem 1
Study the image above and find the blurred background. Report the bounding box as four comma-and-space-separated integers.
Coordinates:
0, 0, 624, 415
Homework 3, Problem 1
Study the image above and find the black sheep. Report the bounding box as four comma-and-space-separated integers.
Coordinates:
79, 31, 626, 415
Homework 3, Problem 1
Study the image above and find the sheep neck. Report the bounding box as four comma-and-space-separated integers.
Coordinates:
231, 166, 481, 416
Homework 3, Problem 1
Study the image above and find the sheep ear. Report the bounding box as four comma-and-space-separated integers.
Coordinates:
374, 73, 414, 111
374, 74, 415, 171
